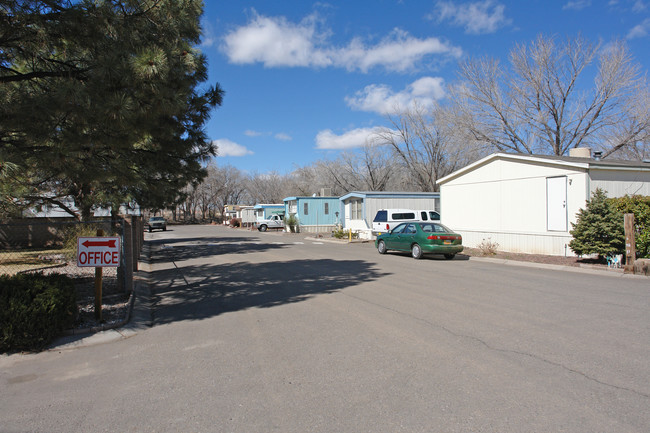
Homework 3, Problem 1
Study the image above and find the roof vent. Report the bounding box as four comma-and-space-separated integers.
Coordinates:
593, 151, 602, 161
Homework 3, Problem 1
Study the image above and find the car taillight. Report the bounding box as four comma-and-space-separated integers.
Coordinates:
427, 235, 461, 240
386, 224, 389, 230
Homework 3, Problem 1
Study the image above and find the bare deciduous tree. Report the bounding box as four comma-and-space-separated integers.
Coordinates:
207, 164, 248, 217
372, 103, 481, 192
455, 34, 649, 158
311, 143, 394, 193
246, 171, 292, 204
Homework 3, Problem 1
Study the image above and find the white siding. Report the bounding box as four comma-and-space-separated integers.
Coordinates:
589, 169, 650, 197
459, 230, 574, 256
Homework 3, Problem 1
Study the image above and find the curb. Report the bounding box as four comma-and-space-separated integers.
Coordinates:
468, 256, 647, 278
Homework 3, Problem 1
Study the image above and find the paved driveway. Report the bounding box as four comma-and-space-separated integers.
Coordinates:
1, 225, 648, 432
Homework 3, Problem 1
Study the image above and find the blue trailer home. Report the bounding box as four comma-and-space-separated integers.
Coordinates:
284, 195, 340, 233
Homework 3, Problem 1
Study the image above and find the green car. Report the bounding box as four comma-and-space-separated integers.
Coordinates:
375, 222, 463, 260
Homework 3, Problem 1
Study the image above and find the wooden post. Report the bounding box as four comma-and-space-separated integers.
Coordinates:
624, 213, 636, 274
94, 228, 104, 321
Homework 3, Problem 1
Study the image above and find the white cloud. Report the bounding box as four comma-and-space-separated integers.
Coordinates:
337, 29, 462, 73
315, 127, 387, 150
244, 130, 263, 137
244, 130, 292, 141
563, 0, 592, 10
200, 19, 216, 48
275, 133, 293, 141
346, 77, 446, 115
627, 17, 650, 38
214, 139, 254, 157
221, 12, 462, 72
222, 13, 331, 68
433, 1, 511, 34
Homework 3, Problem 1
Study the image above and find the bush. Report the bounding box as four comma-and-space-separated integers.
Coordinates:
332, 228, 358, 239
569, 188, 625, 258
610, 195, 650, 258
0, 273, 77, 352
229, 218, 240, 228
286, 215, 298, 233
477, 238, 499, 255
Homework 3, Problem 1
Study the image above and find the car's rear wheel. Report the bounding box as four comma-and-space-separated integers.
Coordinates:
411, 243, 422, 259
377, 240, 387, 254
444, 253, 455, 260
259, 224, 268, 232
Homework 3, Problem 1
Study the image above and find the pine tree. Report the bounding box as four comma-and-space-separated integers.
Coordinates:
569, 188, 625, 258
1, 0, 223, 219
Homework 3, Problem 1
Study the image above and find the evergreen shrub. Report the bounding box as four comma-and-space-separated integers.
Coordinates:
0, 273, 77, 352
610, 195, 650, 258
569, 188, 625, 258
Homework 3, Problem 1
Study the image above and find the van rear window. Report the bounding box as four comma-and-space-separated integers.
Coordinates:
392, 212, 415, 220
373, 210, 387, 222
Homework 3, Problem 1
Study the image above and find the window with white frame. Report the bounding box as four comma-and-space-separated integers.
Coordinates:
324, 203, 329, 215
350, 199, 363, 220
304, 203, 309, 215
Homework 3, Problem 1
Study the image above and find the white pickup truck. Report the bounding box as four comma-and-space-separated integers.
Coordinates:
257, 214, 285, 232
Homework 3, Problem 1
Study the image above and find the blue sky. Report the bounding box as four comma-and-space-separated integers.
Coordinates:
200, 0, 650, 174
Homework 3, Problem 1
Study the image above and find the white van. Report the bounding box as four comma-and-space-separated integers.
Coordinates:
372, 209, 440, 235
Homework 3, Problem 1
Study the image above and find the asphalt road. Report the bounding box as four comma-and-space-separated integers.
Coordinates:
1, 225, 648, 433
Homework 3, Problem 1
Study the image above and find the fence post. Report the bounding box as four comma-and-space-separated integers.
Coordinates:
121, 216, 134, 293
624, 213, 636, 273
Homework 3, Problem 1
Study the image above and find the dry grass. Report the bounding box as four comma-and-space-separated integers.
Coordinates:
0, 248, 70, 275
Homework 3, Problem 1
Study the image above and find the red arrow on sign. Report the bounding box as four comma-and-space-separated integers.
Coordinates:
82, 239, 117, 248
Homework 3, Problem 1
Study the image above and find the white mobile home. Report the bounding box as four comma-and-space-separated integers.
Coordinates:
339, 191, 441, 239
437, 152, 650, 256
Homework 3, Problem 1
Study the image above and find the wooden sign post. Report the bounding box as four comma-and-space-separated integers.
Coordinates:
94, 230, 103, 321
624, 213, 636, 273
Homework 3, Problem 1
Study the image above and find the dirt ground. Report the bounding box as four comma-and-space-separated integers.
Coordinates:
462, 247, 614, 268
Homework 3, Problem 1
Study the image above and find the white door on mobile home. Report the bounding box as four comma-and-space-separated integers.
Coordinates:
547, 176, 568, 231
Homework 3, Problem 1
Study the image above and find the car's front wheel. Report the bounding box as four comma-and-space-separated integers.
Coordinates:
444, 253, 455, 260
377, 240, 387, 254
411, 243, 422, 259
259, 224, 268, 232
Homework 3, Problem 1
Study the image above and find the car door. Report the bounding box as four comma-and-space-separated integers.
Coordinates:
393, 223, 417, 252
384, 223, 406, 249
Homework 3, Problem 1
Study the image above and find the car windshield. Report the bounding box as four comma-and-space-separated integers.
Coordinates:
150, 217, 164, 221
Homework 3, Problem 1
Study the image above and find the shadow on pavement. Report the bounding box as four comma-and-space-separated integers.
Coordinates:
144, 236, 273, 263
145, 238, 389, 326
